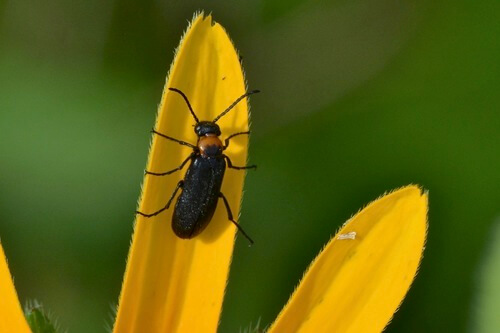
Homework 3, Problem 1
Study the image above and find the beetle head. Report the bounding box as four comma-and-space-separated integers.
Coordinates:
195, 121, 221, 137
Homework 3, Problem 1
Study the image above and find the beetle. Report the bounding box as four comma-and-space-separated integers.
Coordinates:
136, 87, 259, 245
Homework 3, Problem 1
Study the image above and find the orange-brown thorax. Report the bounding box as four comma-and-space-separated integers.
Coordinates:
198, 134, 223, 157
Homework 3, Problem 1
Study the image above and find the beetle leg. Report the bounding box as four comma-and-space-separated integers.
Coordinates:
136, 180, 184, 217
152, 129, 196, 149
223, 131, 250, 150
145, 153, 195, 176
219, 192, 254, 245
223, 154, 257, 170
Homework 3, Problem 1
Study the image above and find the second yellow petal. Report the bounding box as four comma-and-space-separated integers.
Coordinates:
269, 185, 428, 333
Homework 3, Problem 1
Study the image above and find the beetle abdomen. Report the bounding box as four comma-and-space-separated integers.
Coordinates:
172, 156, 226, 238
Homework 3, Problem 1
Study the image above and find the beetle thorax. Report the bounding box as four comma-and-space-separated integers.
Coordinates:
198, 134, 223, 157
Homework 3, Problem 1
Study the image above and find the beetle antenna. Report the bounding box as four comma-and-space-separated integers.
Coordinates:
168, 88, 200, 123
213, 90, 260, 123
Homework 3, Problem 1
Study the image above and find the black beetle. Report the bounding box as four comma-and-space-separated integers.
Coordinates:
136, 87, 259, 245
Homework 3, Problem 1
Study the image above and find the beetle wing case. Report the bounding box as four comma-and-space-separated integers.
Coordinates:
172, 156, 226, 238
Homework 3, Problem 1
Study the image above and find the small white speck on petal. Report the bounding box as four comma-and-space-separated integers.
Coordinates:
337, 231, 357, 240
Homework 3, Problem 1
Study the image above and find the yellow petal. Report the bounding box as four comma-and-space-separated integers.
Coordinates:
0, 242, 31, 332
113, 13, 251, 333
268, 185, 428, 333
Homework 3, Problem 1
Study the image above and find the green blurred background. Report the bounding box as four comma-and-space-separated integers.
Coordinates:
1, 0, 499, 332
